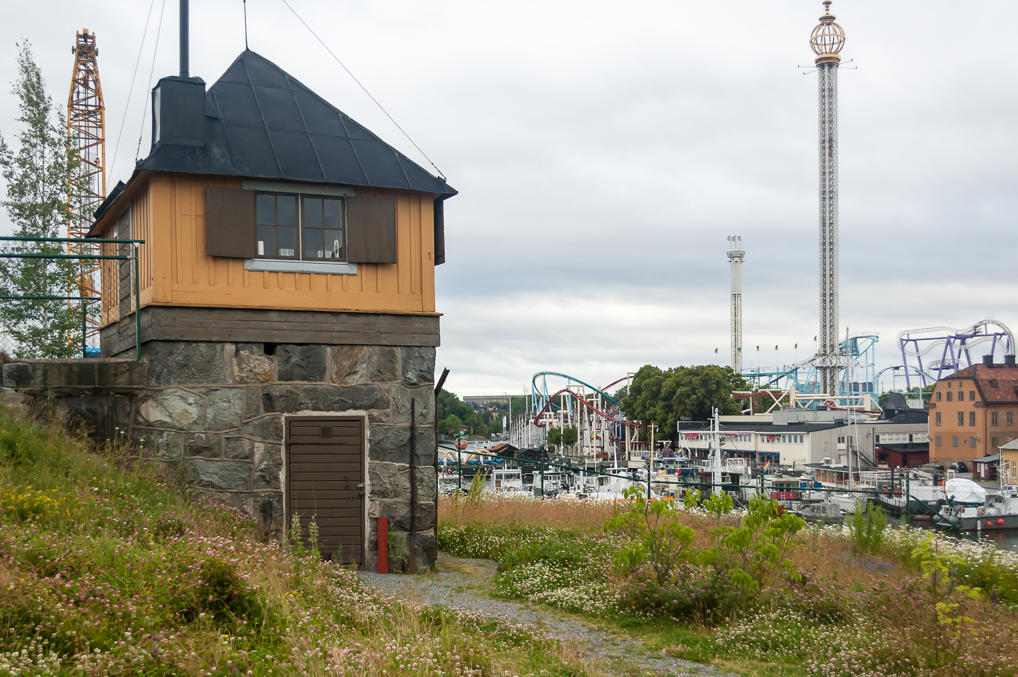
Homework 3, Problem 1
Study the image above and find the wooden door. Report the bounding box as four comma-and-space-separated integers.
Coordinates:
286, 417, 364, 565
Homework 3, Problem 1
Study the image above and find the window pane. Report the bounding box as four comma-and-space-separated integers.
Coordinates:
257, 226, 275, 257
324, 198, 342, 226
256, 194, 275, 225
304, 197, 322, 227
277, 195, 296, 226
303, 229, 323, 260
278, 227, 297, 257
324, 229, 342, 259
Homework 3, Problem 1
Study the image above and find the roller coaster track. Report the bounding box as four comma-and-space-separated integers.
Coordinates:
531, 371, 622, 408
600, 375, 633, 392
898, 319, 1014, 388
531, 388, 641, 429
871, 365, 937, 393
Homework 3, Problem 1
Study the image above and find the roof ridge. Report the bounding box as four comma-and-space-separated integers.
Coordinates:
237, 54, 284, 175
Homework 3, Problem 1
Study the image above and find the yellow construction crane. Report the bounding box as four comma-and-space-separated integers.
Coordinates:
67, 29, 105, 348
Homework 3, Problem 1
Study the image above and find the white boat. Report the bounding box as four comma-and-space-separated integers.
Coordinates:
578, 467, 644, 500
937, 480, 1018, 531
488, 467, 524, 493
532, 470, 565, 497
438, 472, 460, 494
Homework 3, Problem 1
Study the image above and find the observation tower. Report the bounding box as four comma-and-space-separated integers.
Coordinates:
810, 1, 847, 397
726, 235, 745, 374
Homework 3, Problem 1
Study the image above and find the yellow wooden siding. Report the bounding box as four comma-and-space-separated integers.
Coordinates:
98, 173, 436, 326
97, 179, 154, 324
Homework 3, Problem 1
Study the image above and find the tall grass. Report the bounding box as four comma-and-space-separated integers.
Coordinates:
439, 494, 1018, 676
0, 407, 589, 675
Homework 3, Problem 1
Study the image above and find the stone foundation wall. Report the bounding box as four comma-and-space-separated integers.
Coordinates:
0, 341, 438, 571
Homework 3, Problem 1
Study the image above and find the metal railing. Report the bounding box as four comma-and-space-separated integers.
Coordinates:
0, 236, 145, 359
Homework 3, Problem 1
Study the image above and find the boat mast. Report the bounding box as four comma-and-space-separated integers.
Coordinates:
712, 407, 723, 492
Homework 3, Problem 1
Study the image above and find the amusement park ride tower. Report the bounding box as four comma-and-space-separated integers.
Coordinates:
726, 235, 745, 374
810, 1, 847, 397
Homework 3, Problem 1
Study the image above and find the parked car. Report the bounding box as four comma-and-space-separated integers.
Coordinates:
949, 461, 969, 473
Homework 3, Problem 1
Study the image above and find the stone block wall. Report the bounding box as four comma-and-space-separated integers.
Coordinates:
133, 340, 438, 571
0, 341, 439, 571
0, 358, 147, 439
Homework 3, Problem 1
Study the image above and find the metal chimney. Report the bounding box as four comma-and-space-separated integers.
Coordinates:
179, 0, 189, 77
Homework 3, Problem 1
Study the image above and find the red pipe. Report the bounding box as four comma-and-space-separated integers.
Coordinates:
377, 517, 389, 574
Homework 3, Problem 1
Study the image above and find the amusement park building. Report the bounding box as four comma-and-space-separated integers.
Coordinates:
678, 411, 927, 470
929, 356, 1018, 469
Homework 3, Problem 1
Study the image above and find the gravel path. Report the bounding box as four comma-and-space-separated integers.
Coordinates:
359, 552, 734, 677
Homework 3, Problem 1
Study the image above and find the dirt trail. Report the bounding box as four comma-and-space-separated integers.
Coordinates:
359, 552, 733, 677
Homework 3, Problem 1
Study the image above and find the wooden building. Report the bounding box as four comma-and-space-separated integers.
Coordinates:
89, 50, 455, 570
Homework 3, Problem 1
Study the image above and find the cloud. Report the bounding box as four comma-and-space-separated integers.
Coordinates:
1, 1, 1015, 397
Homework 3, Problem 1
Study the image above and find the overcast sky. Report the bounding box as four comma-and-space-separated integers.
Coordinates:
1, 1, 1016, 398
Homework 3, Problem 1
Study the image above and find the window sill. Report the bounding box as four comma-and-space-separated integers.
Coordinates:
244, 259, 358, 275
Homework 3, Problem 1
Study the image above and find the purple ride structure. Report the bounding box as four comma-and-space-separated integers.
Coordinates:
898, 320, 1015, 390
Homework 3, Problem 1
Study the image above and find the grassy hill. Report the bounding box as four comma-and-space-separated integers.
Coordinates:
0, 407, 585, 675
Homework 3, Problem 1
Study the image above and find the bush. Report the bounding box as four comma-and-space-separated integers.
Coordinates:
604, 486, 695, 584
619, 561, 740, 624
848, 500, 887, 554
171, 556, 263, 625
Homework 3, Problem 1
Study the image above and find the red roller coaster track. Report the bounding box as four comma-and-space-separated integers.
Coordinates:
532, 388, 642, 429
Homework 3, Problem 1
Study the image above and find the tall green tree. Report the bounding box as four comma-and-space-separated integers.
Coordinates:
0, 41, 81, 357
544, 425, 577, 452
622, 364, 749, 441
438, 414, 463, 436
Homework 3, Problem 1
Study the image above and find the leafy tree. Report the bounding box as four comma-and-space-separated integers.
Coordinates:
0, 42, 81, 357
622, 364, 750, 442
436, 390, 502, 436
545, 425, 577, 452
438, 414, 463, 436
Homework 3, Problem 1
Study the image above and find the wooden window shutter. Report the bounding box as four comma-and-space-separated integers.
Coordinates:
433, 198, 446, 266
347, 197, 397, 264
205, 186, 256, 258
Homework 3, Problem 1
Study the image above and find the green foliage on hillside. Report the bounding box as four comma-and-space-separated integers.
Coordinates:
437, 390, 504, 436
0, 408, 587, 674
622, 364, 749, 440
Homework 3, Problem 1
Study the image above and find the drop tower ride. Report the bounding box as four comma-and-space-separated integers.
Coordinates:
810, 1, 846, 397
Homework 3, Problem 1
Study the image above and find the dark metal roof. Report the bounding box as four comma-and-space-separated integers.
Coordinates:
98, 50, 454, 222
884, 409, 928, 424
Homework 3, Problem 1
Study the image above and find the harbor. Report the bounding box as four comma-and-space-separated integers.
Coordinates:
440, 399, 1018, 552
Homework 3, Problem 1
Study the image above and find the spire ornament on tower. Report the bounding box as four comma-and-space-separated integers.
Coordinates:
810, 1, 846, 65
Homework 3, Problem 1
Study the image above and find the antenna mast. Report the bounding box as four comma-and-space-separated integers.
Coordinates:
67, 29, 106, 349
